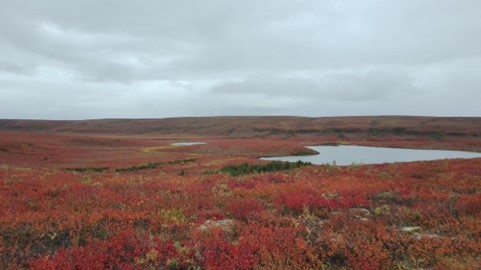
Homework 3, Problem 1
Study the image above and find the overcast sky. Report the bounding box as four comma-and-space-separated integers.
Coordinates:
1, 0, 480, 119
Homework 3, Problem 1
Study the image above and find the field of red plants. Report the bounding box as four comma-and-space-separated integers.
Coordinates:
1, 125, 481, 269
2, 158, 481, 269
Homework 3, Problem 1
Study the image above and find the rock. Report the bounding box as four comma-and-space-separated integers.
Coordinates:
350, 208, 371, 216
400, 226, 422, 233
199, 219, 237, 233
350, 208, 372, 221
414, 233, 439, 240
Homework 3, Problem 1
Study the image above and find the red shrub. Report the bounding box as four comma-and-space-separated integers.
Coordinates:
456, 193, 481, 215
191, 228, 257, 270
29, 230, 178, 270
228, 197, 264, 221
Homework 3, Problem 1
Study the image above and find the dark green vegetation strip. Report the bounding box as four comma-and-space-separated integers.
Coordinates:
221, 160, 312, 176
115, 158, 196, 172
64, 167, 109, 173
165, 157, 196, 165
63, 158, 197, 173
115, 162, 162, 172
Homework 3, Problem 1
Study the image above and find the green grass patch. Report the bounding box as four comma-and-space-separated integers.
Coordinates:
115, 158, 197, 173
221, 160, 312, 176
166, 158, 196, 165
115, 162, 162, 172
64, 167, 109, 173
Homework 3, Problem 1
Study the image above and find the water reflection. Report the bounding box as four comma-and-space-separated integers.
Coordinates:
171, 142, 207, 146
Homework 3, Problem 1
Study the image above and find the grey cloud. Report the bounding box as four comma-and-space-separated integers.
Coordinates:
210, 68, 418, 101
6, 0, 481, 81
0, 61, 34, 76
210, 75, 321, 97
1, 0, 480, 119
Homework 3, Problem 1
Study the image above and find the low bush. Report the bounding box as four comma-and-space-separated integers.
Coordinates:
220, 160, 312, 176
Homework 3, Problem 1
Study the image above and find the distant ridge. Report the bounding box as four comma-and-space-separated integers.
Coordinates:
1, 116, 480, 137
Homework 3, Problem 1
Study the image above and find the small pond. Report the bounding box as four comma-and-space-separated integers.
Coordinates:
261, 145, 481, 166
171, 142, 207, 146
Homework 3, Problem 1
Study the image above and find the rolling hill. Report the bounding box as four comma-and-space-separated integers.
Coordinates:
1, 116, 481, 138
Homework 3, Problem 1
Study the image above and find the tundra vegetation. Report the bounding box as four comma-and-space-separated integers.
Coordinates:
2, 159, 481, 269
1, 116, 481, 269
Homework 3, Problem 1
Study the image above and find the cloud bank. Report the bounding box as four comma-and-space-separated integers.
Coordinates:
1, 0, 480, 119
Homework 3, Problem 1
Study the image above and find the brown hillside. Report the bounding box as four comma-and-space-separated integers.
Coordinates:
0, 116, 480, 137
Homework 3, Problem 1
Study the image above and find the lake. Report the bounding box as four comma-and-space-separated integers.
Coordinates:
171, 142, 207, 146
261, 145, 481, 165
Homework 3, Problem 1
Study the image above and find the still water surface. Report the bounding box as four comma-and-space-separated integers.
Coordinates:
262, 145, 481, 165
171, 142, 207, 146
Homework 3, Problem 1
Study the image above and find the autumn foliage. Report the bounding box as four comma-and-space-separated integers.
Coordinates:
1, 155, 481, 270
1, 124, 481, 269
